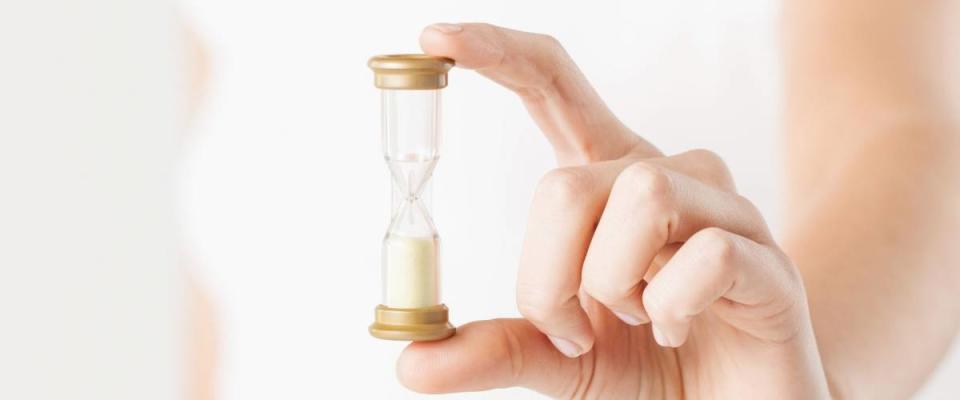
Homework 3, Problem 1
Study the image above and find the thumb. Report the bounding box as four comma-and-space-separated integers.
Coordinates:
396, 318, 581, 397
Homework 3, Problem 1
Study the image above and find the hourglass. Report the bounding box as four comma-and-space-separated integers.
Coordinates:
368, 54, 456, 341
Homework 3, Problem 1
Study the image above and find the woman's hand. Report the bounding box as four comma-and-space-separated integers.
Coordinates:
398, 23, 830, 399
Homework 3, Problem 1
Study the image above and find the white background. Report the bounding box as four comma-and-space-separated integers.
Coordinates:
179, 0, 960, 398
1, 1, 182, 399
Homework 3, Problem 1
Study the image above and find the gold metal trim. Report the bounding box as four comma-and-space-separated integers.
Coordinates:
368, 54, 454, 90
369, 304, 456, 341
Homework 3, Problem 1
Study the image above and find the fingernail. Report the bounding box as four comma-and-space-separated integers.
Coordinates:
547, 335, 582, 358
614, 311, 647, 326
651, 325, 671, 347
428, 23, 463, 34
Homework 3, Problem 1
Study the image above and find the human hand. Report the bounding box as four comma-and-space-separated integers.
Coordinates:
398, 23, 829, 399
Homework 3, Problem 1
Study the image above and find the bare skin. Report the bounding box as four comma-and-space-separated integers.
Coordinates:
397, 23, 828, 399
186, 270, 217, 400
782, 1, 960, 398
395, 11, 960, 400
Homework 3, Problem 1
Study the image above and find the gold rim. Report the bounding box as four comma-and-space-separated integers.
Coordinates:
368, 54, 454, 90
369, 304, 456, 341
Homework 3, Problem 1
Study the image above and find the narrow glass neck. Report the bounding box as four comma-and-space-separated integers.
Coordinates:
381, 88, 441, 238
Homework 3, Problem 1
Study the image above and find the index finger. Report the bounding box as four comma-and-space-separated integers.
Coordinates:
419, 23, 660, 165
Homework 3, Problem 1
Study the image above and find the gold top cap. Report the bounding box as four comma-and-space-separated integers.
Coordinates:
368, 54, 454, 90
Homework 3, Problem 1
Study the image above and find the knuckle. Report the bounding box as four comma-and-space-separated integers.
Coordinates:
687, 148, 735, 189
737, 194, 765, 223
515, 32, 571, 96
694, 227, 739, 266
616, 162, 673, 205
688, 148, 727, 170
615, 163, 677, 237
491, 319, 525, 383
534, 167, 594, 208
537, 33, 564, 50
773, 248, 805, 292
730, 193, 769, 238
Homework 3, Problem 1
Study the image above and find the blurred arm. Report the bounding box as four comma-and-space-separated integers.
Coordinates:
781, 0, 960, 398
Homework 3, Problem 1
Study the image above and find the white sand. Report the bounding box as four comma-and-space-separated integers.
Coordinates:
383, 234, 440, 308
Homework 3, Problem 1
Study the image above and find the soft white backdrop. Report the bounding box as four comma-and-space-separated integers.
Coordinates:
2, 1, 182, 399
179, 1, 959, 398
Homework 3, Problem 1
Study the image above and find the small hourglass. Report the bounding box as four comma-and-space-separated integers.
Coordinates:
368, 54, 456, 341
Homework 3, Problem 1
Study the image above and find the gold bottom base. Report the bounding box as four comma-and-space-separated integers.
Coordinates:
369, 304, 455, 342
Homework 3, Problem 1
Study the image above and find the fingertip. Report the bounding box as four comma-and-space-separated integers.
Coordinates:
575, 325, 597, 356
546, 335, 583, 358
418, 29, 456, 68
613, 310, 649, 326
651, 324, 672, 347
650, 322, 690, 348
395, 341, 446, 394
419, 22, 503, 70
533, 310, 596, 358
517, 303, 596, 359
418, 24, 454, 55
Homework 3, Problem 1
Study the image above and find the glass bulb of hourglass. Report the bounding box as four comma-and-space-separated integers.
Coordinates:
383, 154, 440, 309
